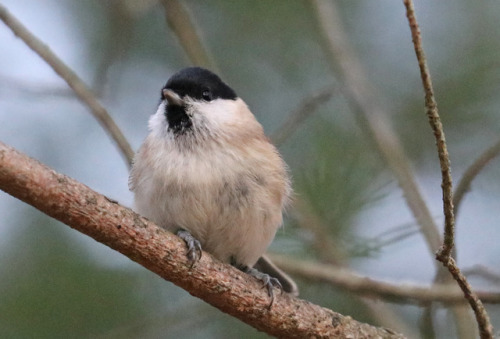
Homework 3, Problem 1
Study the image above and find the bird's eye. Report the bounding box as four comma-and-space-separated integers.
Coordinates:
202, 89, 213, 101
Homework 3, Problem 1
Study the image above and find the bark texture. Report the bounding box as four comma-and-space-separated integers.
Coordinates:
0, 141, 404, 338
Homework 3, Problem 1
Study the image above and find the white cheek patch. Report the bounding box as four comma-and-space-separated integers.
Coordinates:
192, 98, 241, 129
148, 101, 169, 137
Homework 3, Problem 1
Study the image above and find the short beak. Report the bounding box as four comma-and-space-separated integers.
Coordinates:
162, 89, 184, 106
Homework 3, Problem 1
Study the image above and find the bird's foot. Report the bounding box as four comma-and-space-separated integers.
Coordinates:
176, 229, 202, 264
242, 265, 283, 308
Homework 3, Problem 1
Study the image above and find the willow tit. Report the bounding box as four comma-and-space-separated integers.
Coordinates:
129, 67, 297, 301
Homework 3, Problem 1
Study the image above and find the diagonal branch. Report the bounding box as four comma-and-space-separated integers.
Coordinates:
454, 139, 500, 217
271, 85, 337, 146
0, 141, 404, 339
309, 0, 442, 258
160, 0, 219, 72
402, 1, 494, 338
0, 4, 134, 167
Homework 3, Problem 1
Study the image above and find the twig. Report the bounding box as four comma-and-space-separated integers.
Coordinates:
160, 0, 219, 72
464, 265, 500, 285
0, 141, 405, 338
402, 1, 494, 338
442, 257, 493, 338
0, 4, 134, 167
403, 1, 455, 259
271, 85, 337, 146
309, 0, 443, 258
0, 74, 75, 97
269, 254, 500, 305
454, 139, 500, 216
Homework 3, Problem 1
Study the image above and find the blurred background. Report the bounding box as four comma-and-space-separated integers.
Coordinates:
1, 1, 499, 338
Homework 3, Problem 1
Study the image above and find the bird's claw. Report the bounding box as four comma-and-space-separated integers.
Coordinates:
244, 266, 283, 308
176, 229, 202, 264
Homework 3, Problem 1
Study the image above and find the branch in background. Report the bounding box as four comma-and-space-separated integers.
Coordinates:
419, 306, 436, 339
269, 254, 500, 305
0, 74, 76, 97
0, 141, 405, 339
160, 0, 219, 72
464, 265, 500, 285
91, 1, 135, 95
454, 139, 500, 216
292, 200, 345, 265
292, 205, 420, 338
402, 1, 494, 338
0, 4, 134, 168
162, 0, 336, 150
271, 85, 337, 146
162, 0, 337, 151
310, 1, 478, 336
309, 0, 443, 259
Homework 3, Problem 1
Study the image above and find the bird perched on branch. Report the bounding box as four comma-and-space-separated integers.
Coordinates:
129, 67, 297, 302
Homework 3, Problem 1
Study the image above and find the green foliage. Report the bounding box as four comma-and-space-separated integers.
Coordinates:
293, 121, 386, 246
0, 211, 148, 338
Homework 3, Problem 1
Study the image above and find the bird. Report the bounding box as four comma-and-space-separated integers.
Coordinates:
129, 67, 297, 303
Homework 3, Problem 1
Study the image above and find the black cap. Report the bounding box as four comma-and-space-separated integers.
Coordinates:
162, 67, 237, 102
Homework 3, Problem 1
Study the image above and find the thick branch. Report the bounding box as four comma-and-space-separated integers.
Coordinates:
0, 4, 134, 167
0, 141, 404, 339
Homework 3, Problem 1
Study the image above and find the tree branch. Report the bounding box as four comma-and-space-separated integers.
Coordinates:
0, 141, 404, 339
402, 1, 455, 260
271, 85, 337, 146
464, 265, 500, 285
454, 139, 500, 217
402, 1, 494, 337
309, 0, 443, 258
269, 254, 500, 305
0, 4, 134, 167
160, 0, 219, 72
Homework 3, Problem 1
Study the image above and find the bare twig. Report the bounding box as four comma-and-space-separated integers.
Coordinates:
403, 1, 455, 259
454, 139, 500, 216
442, 257, 493, 338
0, 141, 405, 338
309, 0, 443, 258
269, 254, 500, 305
464, 265, 500, 285
271, 85, 337, 146
160, 0, 218, 72
310, 1, 478, 335
402, 1, 494, 337
0, 74, 75, 97
0, 4, 134, 167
